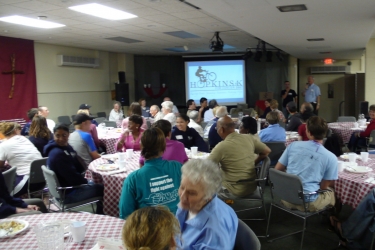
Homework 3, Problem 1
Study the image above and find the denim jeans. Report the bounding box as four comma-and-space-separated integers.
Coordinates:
64, 182, 104, 214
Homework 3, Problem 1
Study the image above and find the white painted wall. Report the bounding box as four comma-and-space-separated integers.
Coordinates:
34, 43, 134, 122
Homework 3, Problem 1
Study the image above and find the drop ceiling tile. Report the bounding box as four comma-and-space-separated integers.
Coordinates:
152, 3, 194, 13
12, 1, 61, 12
126, 7, 165, 17
43, 9, 83, 19
170, 10, 208, 19
143, 14, 180, 22
0, 4, 34, 15
0, 0, 30, 4
187, 17, 220, 25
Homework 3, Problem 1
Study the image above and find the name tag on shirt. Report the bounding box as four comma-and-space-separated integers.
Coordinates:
288, 93, 292, 95
176, 135, 183, 140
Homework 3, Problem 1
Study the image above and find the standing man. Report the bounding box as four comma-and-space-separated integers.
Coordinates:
281, 81, 297, 119
303, 76, 321, 115
38, 106, 55, 133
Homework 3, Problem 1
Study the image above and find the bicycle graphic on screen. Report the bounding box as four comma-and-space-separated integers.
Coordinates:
195, 66, 217, 83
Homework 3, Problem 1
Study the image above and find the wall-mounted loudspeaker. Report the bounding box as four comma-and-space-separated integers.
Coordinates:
118, 71, 126, 84
115, 83, 129, 106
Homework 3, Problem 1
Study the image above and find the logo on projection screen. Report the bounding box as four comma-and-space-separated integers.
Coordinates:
191, 66, 242, 89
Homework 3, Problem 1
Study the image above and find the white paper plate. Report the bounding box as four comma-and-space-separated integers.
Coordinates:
0, 219, 29, 238
101, 154, 118, 160
350, 128, 362, 130
345, 166, 373, 173
97, 164, 118, 171
340, 154, 361, 160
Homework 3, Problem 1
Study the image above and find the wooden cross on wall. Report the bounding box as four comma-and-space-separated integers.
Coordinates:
1, 54, 24, 99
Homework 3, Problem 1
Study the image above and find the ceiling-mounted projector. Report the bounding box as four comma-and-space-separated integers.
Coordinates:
209, 32, 224, 52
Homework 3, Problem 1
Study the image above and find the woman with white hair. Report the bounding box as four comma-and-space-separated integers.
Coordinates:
176, 159, 238, 249
161, 100, 176, 127
187, 110, 204, 137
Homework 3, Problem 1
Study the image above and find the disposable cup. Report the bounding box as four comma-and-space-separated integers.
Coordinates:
354, 122, 359, 128
348, 153, 357, 163
361, 152, 369, 162
117, 152, 126, 162
70, 221, 86, 243
191, 146, 198, 156
118, 161, 126, 170
126, 149, 134, 158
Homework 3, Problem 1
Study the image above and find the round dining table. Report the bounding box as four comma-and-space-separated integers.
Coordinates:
0, 213, 124, 249
335, 154, 375, 209
328, 122, 364, 143
98, 128, 122, 154
85, 152, 141, 217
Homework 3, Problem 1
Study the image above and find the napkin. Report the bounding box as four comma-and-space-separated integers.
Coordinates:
364, 177, 375, 183
90, 238, 124, 250
101, 168, 128, 176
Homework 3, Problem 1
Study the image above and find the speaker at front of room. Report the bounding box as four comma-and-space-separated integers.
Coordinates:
118, 71, 126, 84
115, 83, 129, 106
359, 101, 369, 116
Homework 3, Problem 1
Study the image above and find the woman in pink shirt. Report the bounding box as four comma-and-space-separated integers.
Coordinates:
121, 102, 147, 131
139, 119, 188, 166
117, 115, 144, 152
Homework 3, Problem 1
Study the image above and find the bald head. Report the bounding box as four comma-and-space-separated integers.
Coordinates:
217, 115, 235, 139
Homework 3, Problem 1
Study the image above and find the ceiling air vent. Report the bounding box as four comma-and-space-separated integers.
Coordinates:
57, 55, 99, 68
310, 66, 348, 74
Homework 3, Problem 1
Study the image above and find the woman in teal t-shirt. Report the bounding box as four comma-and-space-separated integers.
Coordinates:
119, 127, 182, 219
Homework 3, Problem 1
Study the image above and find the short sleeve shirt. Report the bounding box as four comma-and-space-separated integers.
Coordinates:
281, 89, 297, 107
68, 130, 97, 166
278, 140, 338, 201
305, 84, 321, 103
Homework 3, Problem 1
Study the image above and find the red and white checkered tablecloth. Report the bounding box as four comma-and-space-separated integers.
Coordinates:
285, 137, 298, 147
98, 129, 122, 154
85, 152, 141, 217
335, 154, 375, 209
0, 213, 124, 249
328, 122, 364, 143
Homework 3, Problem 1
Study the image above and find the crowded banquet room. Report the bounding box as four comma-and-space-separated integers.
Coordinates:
1, 0, 375, 249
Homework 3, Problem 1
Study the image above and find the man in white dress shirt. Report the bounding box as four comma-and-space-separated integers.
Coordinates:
38, 106, 55, 132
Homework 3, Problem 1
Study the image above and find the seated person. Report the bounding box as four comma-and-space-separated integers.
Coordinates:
119, 128, 182, 219
121, 102, 148, 131
203, 105, 220, 139
109, 101, 124, 122
239, 116, 259, 140
21, 108, 38, 136
161, 101, 177, 127
330, 188, 375, 249
208, 116, 270, 199
259, 99, 272, 119
0, 122, 43, 197
68, 113, 101, 166
275, 116, 337, 212
196, 97, 209, 123
116, 115, 144, 152
28, 115, 53, 157
171, 114, 209, 152
297, 103, 316, 141
285, 101, 302, 132
187, 110, 204, 137
122, 206, 180, 250
208, 106, 228, 149
139, 120, 188, 166
44, 124, 104, 213
0, 172, 47, 219
176, 159, 238, 250
348, 104, 375, 152
259, 111, 286, 142
204, 99, 218, 122
77, 109, 105, 153
150, 105, 163, 121
139, 98, 151, 118
269, 99, 285, 122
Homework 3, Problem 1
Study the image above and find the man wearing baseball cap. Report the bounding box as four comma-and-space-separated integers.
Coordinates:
79, 104, 91, 110
68, 113, 101, 166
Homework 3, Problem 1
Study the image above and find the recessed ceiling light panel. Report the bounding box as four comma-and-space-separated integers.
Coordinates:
69, 3, 137, 20
277, 4, 307, 12
0, 15, 65, 28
